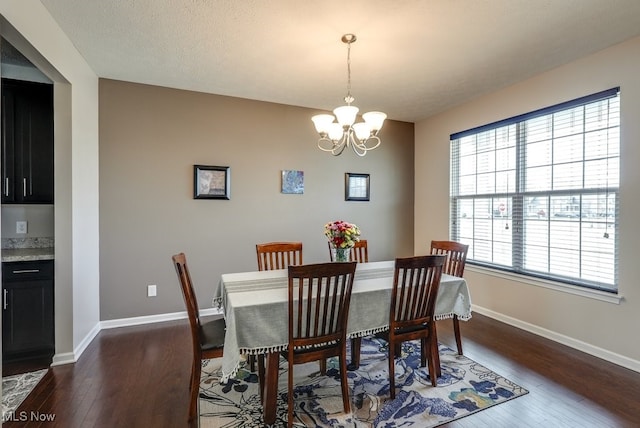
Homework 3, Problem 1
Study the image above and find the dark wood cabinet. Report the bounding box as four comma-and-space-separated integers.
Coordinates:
1, 78, 54, 204
2, 260, 55, 362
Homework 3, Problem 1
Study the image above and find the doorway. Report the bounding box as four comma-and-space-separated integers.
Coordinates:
1, 38, 55, 375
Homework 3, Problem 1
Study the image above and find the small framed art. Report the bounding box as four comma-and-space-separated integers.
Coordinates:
194, 165, 230, 199
345, 173, 370, 201
281, 170, 304, 194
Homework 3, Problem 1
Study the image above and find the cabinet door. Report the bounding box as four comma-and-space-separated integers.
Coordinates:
2, 278, 55, 358
1, 79, 54, 204
14, 81, 54, 203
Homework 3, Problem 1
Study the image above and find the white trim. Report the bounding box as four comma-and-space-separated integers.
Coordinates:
473, 305, 640, 373
100, 307, 222, 330
467, 265, 623, 304
50, 321, 101, 366
49, 308, 223, 368
62, 304, 640, 376
50, 352, 75, 366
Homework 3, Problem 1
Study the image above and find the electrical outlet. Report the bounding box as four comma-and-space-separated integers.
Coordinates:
147, 284, 157, 297
16, 221, 28, 234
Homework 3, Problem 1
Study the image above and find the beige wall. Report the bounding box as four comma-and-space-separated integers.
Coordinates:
415, 36, 640, 370
99, 79, 415, 320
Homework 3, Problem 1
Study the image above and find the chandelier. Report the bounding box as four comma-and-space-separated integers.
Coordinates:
311, 34, 387, 156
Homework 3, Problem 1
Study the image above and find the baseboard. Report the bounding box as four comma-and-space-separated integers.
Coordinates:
49, 308, 223, 367
51, 352, 75, 366
100, 307, 222, 330
69, 305, 640, 374
50, 321, 101, 366
473, 305, 640, 373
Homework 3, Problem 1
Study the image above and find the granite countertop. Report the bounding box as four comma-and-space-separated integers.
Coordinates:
2, 247, 55, 262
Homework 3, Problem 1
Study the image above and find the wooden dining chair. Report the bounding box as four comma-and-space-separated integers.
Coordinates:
387, 255, 446, 399
328, 239, 369, 263
256, 242, 303, 271
328, 239, 368, 369
430, 240, 469, 354
259, 261, 357, 426
252, 242, 303, 373
172, 253, 226, 428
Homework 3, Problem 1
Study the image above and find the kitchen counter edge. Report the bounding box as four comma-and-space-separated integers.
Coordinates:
2, 248, 55, 262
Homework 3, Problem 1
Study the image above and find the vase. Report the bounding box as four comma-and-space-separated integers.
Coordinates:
332, 247, 351, 262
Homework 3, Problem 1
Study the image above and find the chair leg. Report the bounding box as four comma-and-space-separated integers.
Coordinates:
339, 346, 351, 413
249, 354, 256, 372
427, 336, 438, 387
320, 358, 327, 375
388, 338, 396, 399
432, 321, 441, 378
188, 359, 200, 428
429, 324, 440, 385
453, 315, 463, 355
288, 359, 294, 428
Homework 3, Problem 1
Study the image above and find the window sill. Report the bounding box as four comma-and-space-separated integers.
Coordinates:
466, 265, 623, 304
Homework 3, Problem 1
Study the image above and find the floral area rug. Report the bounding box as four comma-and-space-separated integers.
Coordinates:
199, 338, 528, 427
2, 369, 48, 421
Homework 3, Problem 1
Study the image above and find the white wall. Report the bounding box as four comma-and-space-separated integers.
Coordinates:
415, 36, 640, 371
0, 1, 100, 364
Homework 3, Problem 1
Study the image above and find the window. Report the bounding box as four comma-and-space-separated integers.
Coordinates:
450, 88, 619, 292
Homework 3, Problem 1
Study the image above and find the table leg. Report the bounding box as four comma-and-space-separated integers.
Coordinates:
262, 351, 279, 425
347, 337, 361, 370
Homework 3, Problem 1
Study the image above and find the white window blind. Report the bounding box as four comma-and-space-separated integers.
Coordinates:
450, 88, 619, 292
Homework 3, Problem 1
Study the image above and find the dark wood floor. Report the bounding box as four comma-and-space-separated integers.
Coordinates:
4, 313, 640, 427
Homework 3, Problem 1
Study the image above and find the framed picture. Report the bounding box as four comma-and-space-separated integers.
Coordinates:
281, 170, 304, 194
345, 173, 370, 201
194, 165, 230, 199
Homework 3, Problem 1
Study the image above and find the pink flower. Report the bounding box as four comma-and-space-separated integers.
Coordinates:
324, 220, 361, 249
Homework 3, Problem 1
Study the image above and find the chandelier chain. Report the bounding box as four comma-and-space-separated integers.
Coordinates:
345, 39, 353, 105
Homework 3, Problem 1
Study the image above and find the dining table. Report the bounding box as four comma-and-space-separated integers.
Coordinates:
214, 260, 472, 425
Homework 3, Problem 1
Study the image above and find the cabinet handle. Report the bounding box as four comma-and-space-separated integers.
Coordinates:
3, 289, 7, 310
12, 269, 40, 274
4, 177, 8, 197
23, 178, 27, 197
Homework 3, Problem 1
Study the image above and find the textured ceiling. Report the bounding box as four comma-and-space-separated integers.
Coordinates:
40, 0, 640, 123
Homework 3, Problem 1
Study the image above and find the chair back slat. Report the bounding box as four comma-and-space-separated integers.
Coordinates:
351, 240, 369, 263
430, 240, 469, 277
390, 255, 446, 331
256, 242, 303, 271
288, 262, 357, 348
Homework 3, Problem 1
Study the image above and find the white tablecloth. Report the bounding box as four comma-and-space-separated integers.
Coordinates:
215, 260, 472, 381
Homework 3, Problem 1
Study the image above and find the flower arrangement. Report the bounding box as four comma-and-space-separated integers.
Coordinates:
324, 220, 361, 249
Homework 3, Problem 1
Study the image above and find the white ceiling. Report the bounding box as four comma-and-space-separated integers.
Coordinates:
40, 0, 640, 123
